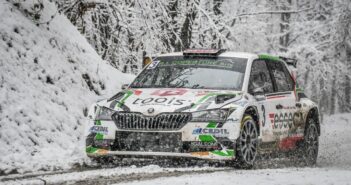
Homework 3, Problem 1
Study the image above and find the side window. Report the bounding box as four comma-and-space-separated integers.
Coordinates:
248, 60, 274, 94
267, 62, 294, 92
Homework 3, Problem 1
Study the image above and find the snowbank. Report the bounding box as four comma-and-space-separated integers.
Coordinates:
318, 113, 351, 168
0, 0, 133, 174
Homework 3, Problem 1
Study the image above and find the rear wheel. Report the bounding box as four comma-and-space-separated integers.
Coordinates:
291, 116, 319, 166
301, 118, 319, 166
235, 115, 258, 168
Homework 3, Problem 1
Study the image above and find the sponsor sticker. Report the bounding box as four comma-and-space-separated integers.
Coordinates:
192, 128, 229, 136
160, 59, 235, 69
269, 112, 294, 129
190, 141, 219, 148
89, 126, 108, 135
147, 60, 160, 69
133, 89, 142, 95
151, 89, 187, 96
132, 97, 188, 106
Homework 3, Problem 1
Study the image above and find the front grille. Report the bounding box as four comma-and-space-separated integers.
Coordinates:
112, 112, 192, 131
113, 131, 183, 152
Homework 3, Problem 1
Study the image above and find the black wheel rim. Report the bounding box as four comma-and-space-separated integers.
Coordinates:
240, 120, 258, 164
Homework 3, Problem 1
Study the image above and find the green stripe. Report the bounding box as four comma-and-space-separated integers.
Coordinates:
258, 54, 280, 62
206, 121, 217, 128
192, 93, 237, 108
86, 146, 99, 154
116, 90, 133, 108
95, 120, 101, 125
210, 150, 235, 157
199, 135, 216, 142
95, 133, 104, 140
192, 93, 216, 108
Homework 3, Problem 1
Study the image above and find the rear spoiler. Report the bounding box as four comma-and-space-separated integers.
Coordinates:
279, 56, 297, 68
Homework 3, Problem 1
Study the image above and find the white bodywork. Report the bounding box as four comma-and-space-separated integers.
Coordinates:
86, 52, 319, 160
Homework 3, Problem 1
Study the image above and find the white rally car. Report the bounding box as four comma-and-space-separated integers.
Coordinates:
86, 49, 320, 168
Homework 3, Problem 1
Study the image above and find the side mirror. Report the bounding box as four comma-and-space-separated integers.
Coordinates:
252, 87, 264, 95
121, 84, 129, 90
252, 88, 265, 101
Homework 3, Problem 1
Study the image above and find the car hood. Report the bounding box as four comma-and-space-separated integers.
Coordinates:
102, 88, 243, 115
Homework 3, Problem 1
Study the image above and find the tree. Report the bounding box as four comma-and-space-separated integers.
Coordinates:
55, 0, 351, 114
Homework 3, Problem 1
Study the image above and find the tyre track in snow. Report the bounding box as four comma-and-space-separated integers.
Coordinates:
67, 168, 231, 185
0, 157, 306, 185
1, 157, 237, 184
0, 165, 232, 185
68, 159, 312, 185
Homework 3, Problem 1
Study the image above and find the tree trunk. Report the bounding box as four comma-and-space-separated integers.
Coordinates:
279, 0, 292, 52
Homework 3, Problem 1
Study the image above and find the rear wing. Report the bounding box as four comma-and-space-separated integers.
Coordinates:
279, 56, 297, 68
278, 56, 298, 85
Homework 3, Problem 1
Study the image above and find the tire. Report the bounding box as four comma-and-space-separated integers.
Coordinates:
235, 115, 259, 169
300, 116, 319, 166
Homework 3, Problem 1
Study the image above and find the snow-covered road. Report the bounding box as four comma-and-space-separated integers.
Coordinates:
1, 113, 351, 185
117, 167, 351, 185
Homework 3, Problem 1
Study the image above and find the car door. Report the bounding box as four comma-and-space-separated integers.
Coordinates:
265, 60, 297, 148
248, 60, 276, 143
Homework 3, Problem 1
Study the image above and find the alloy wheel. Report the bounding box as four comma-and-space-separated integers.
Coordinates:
239, 120, 258, 164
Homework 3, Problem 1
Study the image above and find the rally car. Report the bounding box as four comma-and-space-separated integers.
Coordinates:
86, 49, 320, 168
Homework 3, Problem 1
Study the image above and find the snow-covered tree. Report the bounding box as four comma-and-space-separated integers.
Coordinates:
54, 0, 350, 114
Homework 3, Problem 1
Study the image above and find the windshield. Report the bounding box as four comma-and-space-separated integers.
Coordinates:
130, 56, 247, 90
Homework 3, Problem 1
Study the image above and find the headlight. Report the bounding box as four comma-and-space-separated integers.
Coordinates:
95, 106, 115, 120
191, 109, 233, 122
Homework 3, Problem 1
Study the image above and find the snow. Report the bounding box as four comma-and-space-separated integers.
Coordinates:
1, 113, 351, 184
1, 165, 227, 185
113, 114, 351, 185
116, 167, 351, 185
0, 0, 133, 174
318, 114, 351, 168
0, 0, 350, 182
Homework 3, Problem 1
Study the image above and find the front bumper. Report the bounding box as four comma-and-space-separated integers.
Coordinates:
86, 130, 236, 160
86, 119, 240, 160
86, 147, 235, 160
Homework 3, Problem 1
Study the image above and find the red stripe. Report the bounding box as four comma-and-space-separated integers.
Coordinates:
269, 113, 275, 118
279, 136, 304, 151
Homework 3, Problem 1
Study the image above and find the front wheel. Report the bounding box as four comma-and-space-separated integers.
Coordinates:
235, 115, 259, 169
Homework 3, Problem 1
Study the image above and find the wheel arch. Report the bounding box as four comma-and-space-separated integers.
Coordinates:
243, 106, 260, 135
306, 107, 320, 136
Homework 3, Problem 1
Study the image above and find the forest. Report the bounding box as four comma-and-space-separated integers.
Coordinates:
22, 0, 351, 114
